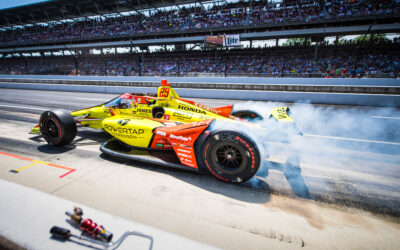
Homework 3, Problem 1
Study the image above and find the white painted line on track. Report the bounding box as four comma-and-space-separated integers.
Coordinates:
0, 104, 47, 111
304, 133, 400, 146
372, 116, 400, 120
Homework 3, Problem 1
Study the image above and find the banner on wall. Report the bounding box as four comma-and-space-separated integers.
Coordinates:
205, 35, 224, 47
223, 34, 240, 47
205, 34, 240, 47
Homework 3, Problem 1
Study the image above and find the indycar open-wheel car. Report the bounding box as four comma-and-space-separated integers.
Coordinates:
32, 79, 300, 183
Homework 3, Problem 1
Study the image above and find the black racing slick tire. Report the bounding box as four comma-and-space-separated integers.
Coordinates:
39, 109, 77, 146
201, 131, 260, 183
152, 106, 165, 119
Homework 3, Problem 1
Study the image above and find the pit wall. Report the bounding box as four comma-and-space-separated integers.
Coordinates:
1, 74, 400, 86
0, 75, 399, 107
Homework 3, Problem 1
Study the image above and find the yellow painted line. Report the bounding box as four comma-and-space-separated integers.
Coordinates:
15, 162, 39, 172
32, 160, 49, 165
1, 151, 76, 178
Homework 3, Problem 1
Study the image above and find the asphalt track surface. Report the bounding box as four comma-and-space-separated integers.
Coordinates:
0, 88, 399, 249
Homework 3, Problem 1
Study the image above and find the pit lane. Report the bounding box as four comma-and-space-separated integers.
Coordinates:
0, 88, 399, 249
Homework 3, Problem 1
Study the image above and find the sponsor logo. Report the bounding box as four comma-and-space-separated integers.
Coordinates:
117, 119, 129, 126
158, 101, 169, 108
104, 124, 144, 135
164, 122, 177, 127
156, 131, 167, 136
177, 152, 192, 159
177, 148, 192, 154
181, 159, 195, 167
155, 143, 164, 147
195, 103, 217, 113
178, 105, 206, 114
137, 108, 151, 113
155, 139, 167, 144
163, 115, 170, 120
170, 134, 191, 142
173, 111, 192, 120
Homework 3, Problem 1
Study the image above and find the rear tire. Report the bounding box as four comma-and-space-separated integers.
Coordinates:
201, 131, 260, 183
39, 109, 77, 146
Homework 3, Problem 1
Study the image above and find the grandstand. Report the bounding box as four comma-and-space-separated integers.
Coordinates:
0, 0, 399, 78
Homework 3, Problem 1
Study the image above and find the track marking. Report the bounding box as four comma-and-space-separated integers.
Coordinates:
372, 116, 400, 120
0, 151, 76, 178
303, 133, 400, 146
0, 104, 47, 111
0, 151, 33, 161
15, 162, 38, 172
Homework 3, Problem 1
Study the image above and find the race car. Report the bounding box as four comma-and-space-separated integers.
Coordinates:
32, 80, 300, 183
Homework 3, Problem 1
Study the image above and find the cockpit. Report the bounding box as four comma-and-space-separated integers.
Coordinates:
104, 93, 157, 109
104, 94, 133, 109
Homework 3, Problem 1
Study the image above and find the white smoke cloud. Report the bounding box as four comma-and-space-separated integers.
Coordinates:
210, 101, 400, 208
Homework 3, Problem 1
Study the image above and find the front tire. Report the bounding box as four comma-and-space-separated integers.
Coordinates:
39, 109, 77, 146
201, 131, 260, 183
152, 106, 165, 119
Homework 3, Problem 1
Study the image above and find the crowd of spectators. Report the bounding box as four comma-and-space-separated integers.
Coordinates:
248, 3, 322, 25
2, 42, 399, 78
0, 0, 398, 46
325, 0, 398, 17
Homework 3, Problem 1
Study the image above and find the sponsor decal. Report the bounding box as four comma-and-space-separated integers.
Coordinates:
164, 122, 177, 127
178, 104, 206, 115
159, 102, 169, 108
117, 119, 130, 126
163, 115, 170, 120
194, 103, 218, 113
156, 131, 167, 136
155, 143, 164, 147
177, 148, 192, 154
173, 111, 193, 120
137, 108, 151, 113
170, 134, 191, 142
155, 139, 167, 144
104, 124, 144, 135
177, 152, 192, 159
180, 159, 195, 167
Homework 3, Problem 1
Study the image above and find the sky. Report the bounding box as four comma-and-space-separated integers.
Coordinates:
0, 0, 49, 10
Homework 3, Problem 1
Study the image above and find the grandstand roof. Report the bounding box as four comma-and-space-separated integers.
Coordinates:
0, 0, 209, 28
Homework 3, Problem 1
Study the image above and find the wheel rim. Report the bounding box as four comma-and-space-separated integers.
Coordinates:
211, 141, 247, 175
42, 118, 59, 140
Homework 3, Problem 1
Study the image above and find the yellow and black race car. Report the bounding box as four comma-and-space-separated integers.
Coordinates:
32, 80, 300, 183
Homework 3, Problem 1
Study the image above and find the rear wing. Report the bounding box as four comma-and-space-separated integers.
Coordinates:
270, 107, 294, 122
157, 79, 180, 99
